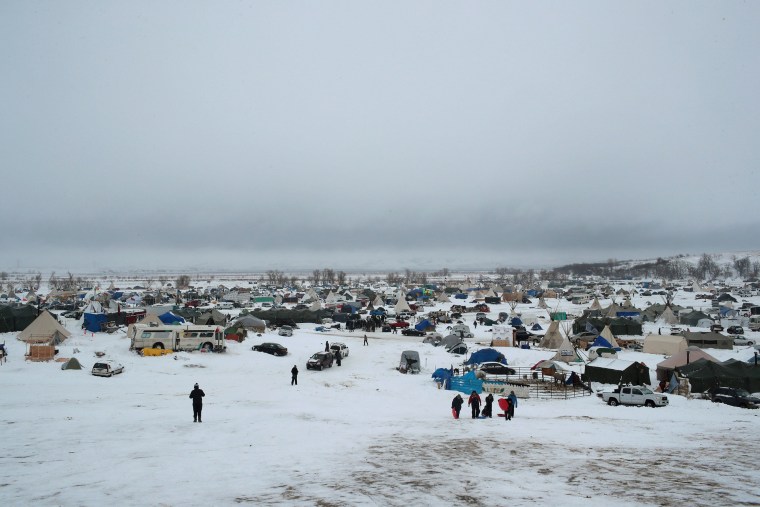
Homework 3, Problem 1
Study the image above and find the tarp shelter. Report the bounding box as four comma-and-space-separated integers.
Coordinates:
441, 334, 463, 349
233, 315, 266, 333
681, 331, 733, 350
643, 334, 688, 355
539, 321, 564, 349
398, 350, 420, 374
447, 342, 468, 355
414, 319, 435, 332
0, 305, 40, 333
432, 367, 453, 389
584, 358, 651, 385
589, 336, 614, 350
61, 357, 82, 370
449, 370, 484, 394
655, 347, 720, 382
679, 358, 760, 393
572, 317, 642, 336
465, 348, 507, 365
158, 312, 186, 325
679, 310, 712, 327
83, 313, 108, 333
18, 310, 71, 345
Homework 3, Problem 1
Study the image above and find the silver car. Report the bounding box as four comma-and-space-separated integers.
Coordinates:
733, 335, 755, 346
92, 361, 124, 377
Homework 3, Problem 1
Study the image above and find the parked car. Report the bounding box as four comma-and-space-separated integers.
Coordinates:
401, 328, 425, 336
252, 342, 288, 356
710, 324, 724, 333
92, 361, 124, 377
278, 325, 294, 337
329, 342, 349, 358
476, 362, 516, 376
388, 320, 410, 329
733, 335, 756, 346
306, 351, 334, 370
726, 326, 744, 335
600, 385, 668, 407
708, 387, 760, 408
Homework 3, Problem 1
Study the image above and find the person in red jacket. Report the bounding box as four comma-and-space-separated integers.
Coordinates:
468, 390, 482, 418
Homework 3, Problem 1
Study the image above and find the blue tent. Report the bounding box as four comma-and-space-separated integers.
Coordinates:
158, 312, 185, 324
465, 348, 507, 365
454, 293, 468, 299
370, 308, 386, 316
415, 319, 434, 332
83, 313, 107, 333
509, 317, 523, 327
531, 323, 543, 331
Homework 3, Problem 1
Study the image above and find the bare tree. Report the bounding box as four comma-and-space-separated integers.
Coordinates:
176, 274, 191, 289
336, 271, 347, 285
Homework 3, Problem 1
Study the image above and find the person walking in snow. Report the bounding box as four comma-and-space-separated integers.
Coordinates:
363, 334, 368, 346
507, 390, 518, 420
325, 341, 329, 352
335, 349, 342, 366
468, 390, 482, 418
189, 383, 205, 423
291, 365, 298, 386
482, 393, 494, 418
451, 394, 464, 419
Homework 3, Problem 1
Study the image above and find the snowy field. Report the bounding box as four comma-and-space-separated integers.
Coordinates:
2, 292, 760, 506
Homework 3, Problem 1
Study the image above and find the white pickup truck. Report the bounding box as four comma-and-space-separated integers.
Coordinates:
600, 385, 668, 407
330, 342, 349, 358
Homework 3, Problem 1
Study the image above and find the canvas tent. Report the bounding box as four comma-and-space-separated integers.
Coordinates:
466, 348, 507, 365
679, 358, 760, 393
643, 334, 688, 355
552, 335, 581, 363
599, 325, 620, 348
18, 310, 71, 345
656, 347, 720, 381
233, 315, 266, 333
681, 331, 733, 350
584, 358, 651, 386
539, 321, 564, 349
61, 357, 82, 370
657, 306, 679, 326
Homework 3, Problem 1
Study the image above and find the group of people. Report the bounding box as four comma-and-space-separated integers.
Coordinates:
451, 390, 518, 421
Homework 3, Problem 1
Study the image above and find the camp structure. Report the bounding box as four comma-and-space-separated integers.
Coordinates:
233, 315, 266, 333
465, 348, 506, 365
18, 310, 71, 345
60, 357, 82, 370
394, 295, 412, 315
681, 331, 733, 350
552, 335, 581, 363
446, 342, 468, 355
679, 358, 760, 393
398, 350, 420, 374
657, 306, 679, 326
584, 358, 651, 386
643, 334, 688, 355
656, 347, 720, 381
538, 321, 564, 349
599, 325, 620, 349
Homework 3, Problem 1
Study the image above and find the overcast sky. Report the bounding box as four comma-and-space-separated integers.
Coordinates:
2, 1, 759, 273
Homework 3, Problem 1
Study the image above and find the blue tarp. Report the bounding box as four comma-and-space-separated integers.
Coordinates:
370, 309, 386, 316
590, 336, 613, 349
454, 293, 468, 299
616, 312, 640, 318
415, 319, 434, 332
509, 317, 523, 327
432, 368, 453, 389
159, 312, 185, 324
449, 370, 484, 394
83, 313, 107, 333
531, 323, 543, 331
465, 348, 507, 365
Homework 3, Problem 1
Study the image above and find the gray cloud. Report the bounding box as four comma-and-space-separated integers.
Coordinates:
2, 2, 759, 272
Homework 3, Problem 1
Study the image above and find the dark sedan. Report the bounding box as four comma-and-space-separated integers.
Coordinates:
402, 328, 425, 336
476, 362, 516, 376
252, 342, 288, 356
709, 387, 760, 409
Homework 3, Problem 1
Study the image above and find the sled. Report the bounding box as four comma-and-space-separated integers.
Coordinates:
452, 408, 459, 419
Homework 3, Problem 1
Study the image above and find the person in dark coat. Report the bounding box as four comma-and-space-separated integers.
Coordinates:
451, 394, 464, 419
325, 341, 330, 352
189, 383, 205, 422
507, 390, 518, 420
335, 349, 342, 366
363, 334, 368, 346
482, 393, 494, 418
291, 365, 298, 386
468, 390, 482, 418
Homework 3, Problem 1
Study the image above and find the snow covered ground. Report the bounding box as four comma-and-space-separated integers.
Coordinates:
2, 293, 760, 506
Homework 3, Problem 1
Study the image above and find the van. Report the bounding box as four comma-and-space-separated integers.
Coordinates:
306, 351, 334, 370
